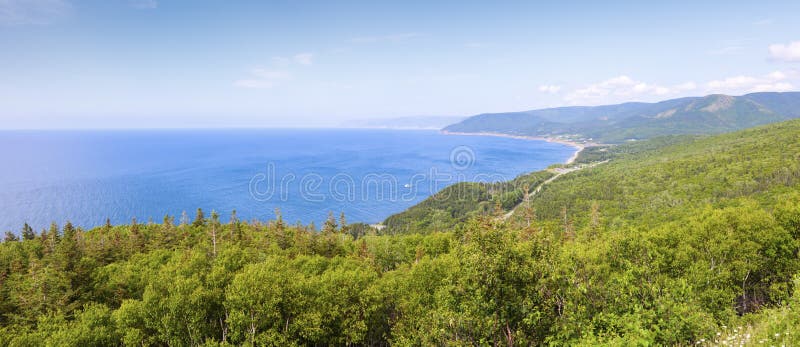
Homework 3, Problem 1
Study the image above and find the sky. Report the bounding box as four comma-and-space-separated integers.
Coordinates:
1, 0, 799, 129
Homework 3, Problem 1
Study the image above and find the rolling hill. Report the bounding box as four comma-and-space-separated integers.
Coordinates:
443, 91, 800, 143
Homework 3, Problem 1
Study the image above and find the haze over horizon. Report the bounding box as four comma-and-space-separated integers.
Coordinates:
2, 0, 800, 129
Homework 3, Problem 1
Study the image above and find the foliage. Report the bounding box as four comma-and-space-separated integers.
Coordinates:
383, 170, 553, 234
1, 119, 800, 345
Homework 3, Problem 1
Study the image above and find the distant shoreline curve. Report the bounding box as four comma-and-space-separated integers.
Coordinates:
440, 130, 585, 165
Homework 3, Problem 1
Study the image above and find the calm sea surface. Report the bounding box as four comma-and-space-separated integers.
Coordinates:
0, 129, 575, 232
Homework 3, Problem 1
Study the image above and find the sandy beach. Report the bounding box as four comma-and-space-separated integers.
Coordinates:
441, 130, 586, 164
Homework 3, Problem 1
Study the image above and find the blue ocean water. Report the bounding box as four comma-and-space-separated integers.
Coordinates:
0, 129, 575, 233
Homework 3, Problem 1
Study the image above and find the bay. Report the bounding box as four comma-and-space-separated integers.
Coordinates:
0, 129, 575, 232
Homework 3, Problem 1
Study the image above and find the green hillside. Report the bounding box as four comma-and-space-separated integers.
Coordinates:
382, 170, 554, 234
513, 118, 800, 227
443, 92, 800, 143
1, 120, 799, 345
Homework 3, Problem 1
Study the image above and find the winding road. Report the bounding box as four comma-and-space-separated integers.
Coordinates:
501, 160, 609, 221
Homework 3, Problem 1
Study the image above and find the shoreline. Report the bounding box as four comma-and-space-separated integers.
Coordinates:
440, 130, 586, 165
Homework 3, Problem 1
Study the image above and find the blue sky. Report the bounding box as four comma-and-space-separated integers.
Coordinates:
1, 0, 799, 128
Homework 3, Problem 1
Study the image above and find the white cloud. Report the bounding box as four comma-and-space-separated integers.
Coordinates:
271, 56, 291, 66
0, 0, 71, 26
130, 0, 157, 9
706, 70, 795, 93
706, 75, 760, 90
750, 82, 793, 92
753, 18, 774, 26
564, 76, 696, 104
234, 52, 314, 89
538, 85, 561, 94
562, 71, 795, 105
234, 69, 291, 89
349, 33, 422, 44
293, 53, 313, 65
675, 82, 698, 91
769, 41, 800, 62
767, 70, 786, 80
272, 53, 314, 67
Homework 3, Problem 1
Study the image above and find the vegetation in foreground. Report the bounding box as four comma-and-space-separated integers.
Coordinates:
1, 119, 800, 345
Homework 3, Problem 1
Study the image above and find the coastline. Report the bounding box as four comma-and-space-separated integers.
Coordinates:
441, 130, 586, 165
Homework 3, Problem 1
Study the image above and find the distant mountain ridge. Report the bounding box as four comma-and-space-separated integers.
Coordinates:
347, 115, 466, 130
442, 92, 800, 143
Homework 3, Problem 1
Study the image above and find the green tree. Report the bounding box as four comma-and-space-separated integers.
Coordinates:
225, 257, 301, 345
21, 223, 35, 241
193, 208, 206, 227
338, 212, 348, 235
210, 210, 220, 256
3, 232, 18, 243
322, 212, 337, 235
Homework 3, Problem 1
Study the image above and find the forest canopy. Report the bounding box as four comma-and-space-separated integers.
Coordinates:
2, 119, 800, 346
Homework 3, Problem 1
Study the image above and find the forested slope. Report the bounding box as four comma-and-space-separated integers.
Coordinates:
443, 92, 800, 143
382, 170, 554, 234
513, 118, 800, 229
1, 120, 799, 345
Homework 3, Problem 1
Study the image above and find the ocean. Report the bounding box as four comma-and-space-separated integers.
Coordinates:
0, 129, 575, 233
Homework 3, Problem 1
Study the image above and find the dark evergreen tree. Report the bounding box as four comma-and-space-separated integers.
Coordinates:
129, 217, 144, 253
21, 222, 35, 241
3, 231, 18, 242
193, 208, 206, 227
43, 222, 60, 254
230, 209, 242, 241
338, 212, 348, 235
163, 214, 174, 228
62, 221, 76, 242
54, 221, 80, 272
210, 210, 220, 256
229, 209, 239, 225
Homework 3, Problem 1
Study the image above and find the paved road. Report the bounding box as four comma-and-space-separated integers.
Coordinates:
501, 160, 609, 221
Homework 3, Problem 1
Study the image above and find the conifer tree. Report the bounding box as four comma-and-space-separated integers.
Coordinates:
54, 221, 80, 272
193, 208, 206, 227
230, 209, 242, 241
522, 203, 536, 229
210, 210, 220, 256
130, 217, 139, 234
229, 209, 239, 225
338, 212, 348, 235
322, 211, 337, 235
163, 214, 174, 228
153, 214, 174, 247
129, 217, 144, 253
4, 231, 18, 242
21, 222, 35, 241
62, 221, 76, 242
44, 222, 60, 254
273, 208, 285, 231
